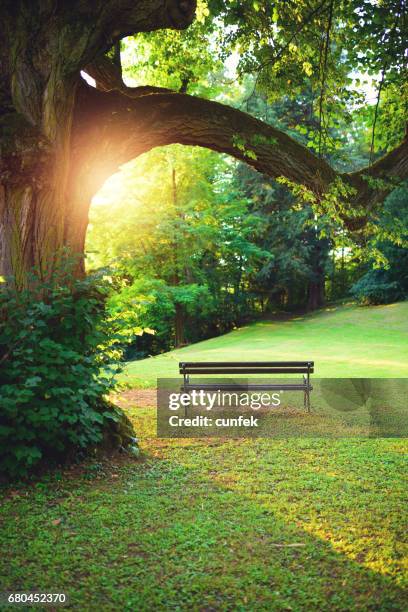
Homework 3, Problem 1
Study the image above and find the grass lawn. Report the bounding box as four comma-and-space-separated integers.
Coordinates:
121, 302, 408, 387
1, 302, 407, 610
1, 409, 407, 610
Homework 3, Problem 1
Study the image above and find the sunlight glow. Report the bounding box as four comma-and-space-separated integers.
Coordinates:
91, 168, 133, 207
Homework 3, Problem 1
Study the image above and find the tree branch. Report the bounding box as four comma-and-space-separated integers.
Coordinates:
88, 0, 197, 58
73, 82, 336, 192
85, 55, 174, 96
351, 135, 408, 188
85, 55, 124, 91
72, 82, 408, 214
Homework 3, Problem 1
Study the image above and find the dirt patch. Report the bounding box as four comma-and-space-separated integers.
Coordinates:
113, 388, 157, 409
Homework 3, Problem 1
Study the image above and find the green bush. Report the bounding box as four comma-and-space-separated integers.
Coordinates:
108, 276, 216, 357
0, 270, 129, 480
351, 270, 406, 305
351, 184, 408, 305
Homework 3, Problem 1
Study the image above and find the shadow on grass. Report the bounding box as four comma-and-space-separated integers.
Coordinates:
0, 408, 406, 610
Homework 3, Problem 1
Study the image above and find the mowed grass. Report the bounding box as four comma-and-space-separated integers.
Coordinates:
1, 409, 407, 611
1, 302, 407, 610
121, 302, 408, 387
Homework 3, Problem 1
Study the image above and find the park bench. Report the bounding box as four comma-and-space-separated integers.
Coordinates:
179, 361, 314, 411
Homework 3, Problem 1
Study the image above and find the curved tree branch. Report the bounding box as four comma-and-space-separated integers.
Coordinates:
72, 82, 336, 191
85, 55, 124, 91
84, 0, 197, 92
71, 82, 408, 214
348, 134, 408, 209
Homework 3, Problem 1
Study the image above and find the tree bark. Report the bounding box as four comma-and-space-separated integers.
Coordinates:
174, 303, 185, 347
0, 85, 78, 286
307, 277, 325, 311
306, 236, 328, 311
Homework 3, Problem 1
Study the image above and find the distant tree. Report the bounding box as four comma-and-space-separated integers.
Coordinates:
230, 163, 331, 311
87, 145, 270, 351
351, 184, 408, 304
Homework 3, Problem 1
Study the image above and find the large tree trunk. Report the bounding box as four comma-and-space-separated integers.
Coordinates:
0, 0, 197, 287
0, 155, 94, 287
307, 276, 325, 311
0, 79, 79, 286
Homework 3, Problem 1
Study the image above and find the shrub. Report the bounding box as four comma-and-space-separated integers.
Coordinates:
350, 184, 408, 305
351, 270, 406, 305
108, 276, 215, 357
0, 269, 132, 480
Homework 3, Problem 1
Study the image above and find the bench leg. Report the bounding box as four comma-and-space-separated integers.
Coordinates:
304, 388, 311, 412
184, 374, 190, 417
306, 369, 311, 413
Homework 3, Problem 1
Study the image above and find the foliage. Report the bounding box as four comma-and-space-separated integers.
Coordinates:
121, 0, 224, 99
207, 0, 407, 158
0, 268, 131, 479
233, 163, 332, 310
87, 145, 272, 354
351, 273, 405, 305
123, 0, 406, 163
351, 184, 408, 304
108, 277, 214, 358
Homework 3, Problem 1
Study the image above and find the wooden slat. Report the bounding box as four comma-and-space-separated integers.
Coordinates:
180, 367, 313, 374
183, 383, 311, 391
180, 361, 313, 367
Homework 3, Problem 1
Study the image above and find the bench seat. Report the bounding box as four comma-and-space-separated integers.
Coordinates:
179, 361, 314, 411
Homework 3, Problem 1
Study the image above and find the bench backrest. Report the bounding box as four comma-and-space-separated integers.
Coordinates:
179, 361, 314, 375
